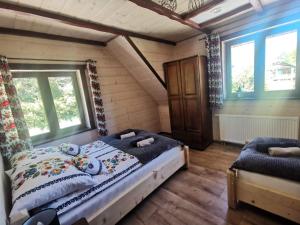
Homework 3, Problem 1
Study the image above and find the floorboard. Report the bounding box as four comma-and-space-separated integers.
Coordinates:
117, 143, 298, 225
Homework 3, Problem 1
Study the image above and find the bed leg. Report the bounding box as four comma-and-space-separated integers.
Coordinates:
227, 169, 237, 209
183, 145, 190, 169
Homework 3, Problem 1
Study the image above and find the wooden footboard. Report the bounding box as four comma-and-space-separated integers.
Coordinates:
227, 169, 237, 209
183, 145, 190, 169
5, 146, 188, 225
227, 168, 300, 223
88, 145, 188, 225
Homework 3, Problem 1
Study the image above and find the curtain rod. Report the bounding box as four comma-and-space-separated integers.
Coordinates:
7, 57, 96, 63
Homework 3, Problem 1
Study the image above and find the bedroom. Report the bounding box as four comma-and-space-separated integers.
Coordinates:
0, 0, 300, 225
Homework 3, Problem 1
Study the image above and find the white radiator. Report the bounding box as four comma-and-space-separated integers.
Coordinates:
219, 114, 299, 144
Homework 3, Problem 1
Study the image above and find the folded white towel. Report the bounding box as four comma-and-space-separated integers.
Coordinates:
137, 137, 155, 147
268, 147, 300, 157
120, 132, 136, 139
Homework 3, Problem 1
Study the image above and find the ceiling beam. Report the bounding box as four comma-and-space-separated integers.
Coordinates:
182, 0, 225, 20
0, 27, 107, 46
199, 3, 253, 28
125, 36, 166, 89
128, 0, 205, 32
0, 1, 176, 46
249, 0, 263, 12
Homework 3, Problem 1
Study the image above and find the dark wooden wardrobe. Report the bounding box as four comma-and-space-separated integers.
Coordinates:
164, 55, 212, 150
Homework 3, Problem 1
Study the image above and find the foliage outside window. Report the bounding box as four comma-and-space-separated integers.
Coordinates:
225, 23, 300, 99
11, 64, 95, 145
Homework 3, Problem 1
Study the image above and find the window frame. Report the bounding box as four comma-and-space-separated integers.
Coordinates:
11, 64, 95, 145
225, 23, 300, 100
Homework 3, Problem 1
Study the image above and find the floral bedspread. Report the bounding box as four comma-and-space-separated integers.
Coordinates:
44, 140, 142, 215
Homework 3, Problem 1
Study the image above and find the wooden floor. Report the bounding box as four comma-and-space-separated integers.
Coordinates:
118, 143, 298, 225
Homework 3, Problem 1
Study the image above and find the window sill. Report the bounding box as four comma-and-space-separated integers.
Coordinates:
225, 96, 300, 101
33, 127, 96, 147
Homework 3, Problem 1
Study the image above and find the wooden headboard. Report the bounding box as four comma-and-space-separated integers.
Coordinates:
0, 153, 11, 225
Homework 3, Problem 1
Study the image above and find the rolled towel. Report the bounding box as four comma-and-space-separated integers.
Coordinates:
59, 143, 80, 156
257, 143, 299, 153
120, 132, 136, 140
137, 137, 155, 147
268, 147, 300, 157
73, 155, 108, 175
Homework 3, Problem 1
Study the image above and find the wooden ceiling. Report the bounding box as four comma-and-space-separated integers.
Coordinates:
0, 0, 280, 45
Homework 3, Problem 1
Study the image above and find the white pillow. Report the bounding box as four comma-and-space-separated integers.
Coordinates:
59, 143, 80, 156
6, 153, 96, 218
72, 155, 109, 175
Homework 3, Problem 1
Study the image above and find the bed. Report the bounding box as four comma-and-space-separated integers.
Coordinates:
227, 137, 300, 223
0, 130, 189, 225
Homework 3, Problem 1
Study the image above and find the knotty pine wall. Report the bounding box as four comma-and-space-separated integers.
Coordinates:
176, 36, 300, 141
132, 37, 173, 133
0, 35, 160, 145
132, 35, 207, 133
132, 35, 300, 141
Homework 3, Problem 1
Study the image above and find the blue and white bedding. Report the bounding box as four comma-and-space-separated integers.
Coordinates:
43, 142, 142, 215
231, 137, 300, 182
7, 149, 96, 218
58, 145, 182, 225
5, 130, 182, 224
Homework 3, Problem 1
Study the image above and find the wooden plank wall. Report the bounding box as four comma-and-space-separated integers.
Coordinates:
173, 35, 207, 60
107, 36, 168, 104
131, 37, 174, 133
0, 35, 160, 144
131, 35, 206, 133
131, 37, 174, 80
132, 34, 300, 141
172, 35, 300, 141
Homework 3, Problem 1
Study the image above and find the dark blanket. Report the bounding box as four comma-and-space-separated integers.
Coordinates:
231, 137, 300, 182
100, 129, 182, 164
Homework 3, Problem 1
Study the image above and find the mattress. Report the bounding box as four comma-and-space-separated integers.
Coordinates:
58, 145, 182, 225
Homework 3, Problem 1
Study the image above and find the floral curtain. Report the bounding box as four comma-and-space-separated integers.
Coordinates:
86, 60, 108, 136
0, 56, 32, 159
205, 33, 223, 108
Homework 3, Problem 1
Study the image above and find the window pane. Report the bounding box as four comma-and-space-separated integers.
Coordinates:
49, 76, 81, 129
231, 41, 255, 93
14, 78, 50, 136
265, 30, 297, 91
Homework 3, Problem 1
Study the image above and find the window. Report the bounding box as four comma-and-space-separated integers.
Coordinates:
230, 41, 255, 94
265, 30, 297, 91
11, 64, 95, 145
225, 24, 300, 99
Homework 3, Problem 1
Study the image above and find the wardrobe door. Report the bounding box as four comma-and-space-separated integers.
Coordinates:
180, 56, 203, 147
164, 62, 185, 139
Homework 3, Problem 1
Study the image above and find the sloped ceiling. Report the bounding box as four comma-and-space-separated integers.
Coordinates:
0, 0, 280, 44
107, 36, 168, 104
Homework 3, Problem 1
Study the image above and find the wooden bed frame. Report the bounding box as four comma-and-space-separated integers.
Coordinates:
2, 145, 189, 225
88, 145, 189, 225
227, 168, 300, 223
